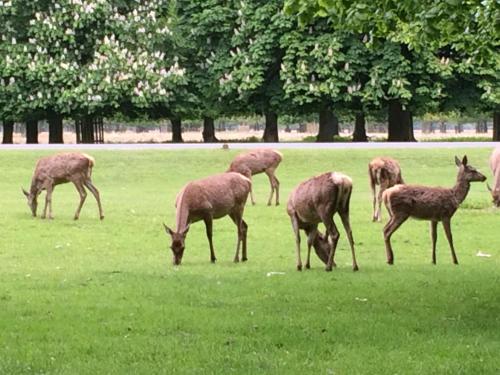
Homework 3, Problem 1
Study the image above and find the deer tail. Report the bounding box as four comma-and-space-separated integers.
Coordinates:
82, 153, 95, 178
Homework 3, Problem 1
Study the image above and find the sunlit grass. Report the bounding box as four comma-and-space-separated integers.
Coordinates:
0, 148, 498, 374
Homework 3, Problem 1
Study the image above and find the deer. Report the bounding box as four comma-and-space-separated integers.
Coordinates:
287, 172, 359, 272
369, 157, 404, 222
382, 155, 486, 265
163, 172, 251, 266
22, 152, 104, 220
487, 148, 500, 207
227, 149, 282, 206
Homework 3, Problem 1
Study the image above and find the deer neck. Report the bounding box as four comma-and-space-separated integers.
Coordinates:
29, 179, 41, 197
175, 197, 190, 233
452, 173, 470, 205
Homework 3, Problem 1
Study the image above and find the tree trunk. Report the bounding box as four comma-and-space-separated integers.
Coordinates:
26, 119, 38, 144
353, 112, 368, 142
2, 120, 14, 144
316, 108, 339, 142
202, 117, 218, 142
262, 112, 279, 142
494, 112, 500, 141
171, 117, 183, 143
387, 100, 415, 142
81, 116, 95, 143
48, 113, 64, 144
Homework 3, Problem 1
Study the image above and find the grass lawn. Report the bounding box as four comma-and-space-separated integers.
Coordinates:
0, 147, 499, 374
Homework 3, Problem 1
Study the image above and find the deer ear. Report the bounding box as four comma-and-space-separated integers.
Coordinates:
22, 188, 29, 197
454, 156, 462, 167
462, 155, 468, 166
163, 223, 175, 236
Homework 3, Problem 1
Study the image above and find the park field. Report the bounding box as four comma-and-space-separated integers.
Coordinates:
0, 148, 499, 374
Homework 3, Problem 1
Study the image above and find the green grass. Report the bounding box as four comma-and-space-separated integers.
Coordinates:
0, 148, 499, 374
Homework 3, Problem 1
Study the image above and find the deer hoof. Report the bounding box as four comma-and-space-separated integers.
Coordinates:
233, 257, 240, 263
74, 216, 79, 220
305, 263, 310, 269
100, 215, 105, 220
296, 264, 302, 271
325, 266, 333, 272
387, 260, 394, 265
353, 265, 359, 272
242, 257, 248, 262
211, 258, 217, 263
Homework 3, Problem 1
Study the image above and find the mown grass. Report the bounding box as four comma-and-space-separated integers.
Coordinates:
0, 148, 499, 374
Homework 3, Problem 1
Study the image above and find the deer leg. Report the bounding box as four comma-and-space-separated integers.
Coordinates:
42, 186, 54, 219
376, 187, 385, 222
339, 211, 359, 271
203, 216, 216, 263
383, 214, 409, 265
430, 220, 438, 264
229, 211, 243, 263
290, 214, 302, 271
442, 218, 459, 265
371, 185, 378, 222
84, 180, 104, 220
240, 219, 248, 262
305, 227, 318, 269
265, 170, 275, 206
323, 216, 340, 272
73, 182, 87, 220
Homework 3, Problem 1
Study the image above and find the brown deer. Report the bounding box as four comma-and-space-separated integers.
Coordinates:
287, 172, 359, 272
22, 152, 104, 220
487, 148, 500, 207
369, 157, 404, 222
382, 155, 486, 265
163, 172, 251, 266
227, 149, 282, 206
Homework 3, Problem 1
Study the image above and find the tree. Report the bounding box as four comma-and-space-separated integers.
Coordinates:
285, 0, 499, 140
220, 0, 294, 142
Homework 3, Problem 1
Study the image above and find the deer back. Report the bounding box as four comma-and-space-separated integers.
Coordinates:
229, 149, 282, 175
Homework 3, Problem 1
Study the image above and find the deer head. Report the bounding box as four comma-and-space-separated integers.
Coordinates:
22, 188, 38, 217
455, 155, 487, 183
163, 223, 190, 265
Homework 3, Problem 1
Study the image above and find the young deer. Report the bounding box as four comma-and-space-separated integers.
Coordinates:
22, 152, 104, 220
382, 155, 486, 265
287, 172, 359, 272
227, 149, 282, 206
369, 157, 404, 222
163, 172, 251, 266
487, 148, 500, 207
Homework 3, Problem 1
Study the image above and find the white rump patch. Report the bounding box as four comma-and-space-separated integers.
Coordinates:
272, 149, 284, 158
235, 173, 252, 184
330, 172, 352, 185
82, 153, 95, 165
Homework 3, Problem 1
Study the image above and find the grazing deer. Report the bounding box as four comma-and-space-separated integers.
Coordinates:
287, 172, 359, 272
227, 149, 282, 206
163, 172, 251, 266
22, 152, 104, 220
369, 157, 404, 222
382, 156, 486, 265
487, 148, 500, 207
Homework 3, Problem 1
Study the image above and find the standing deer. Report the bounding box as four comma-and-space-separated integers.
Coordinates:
227, 149, 282, 206
163, 172, 251, 266
487, 148, 500, 207
382, 156, 486, 265
287, 172, 359, 272
22, 152, 104, 220
369, 157, 404, 222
